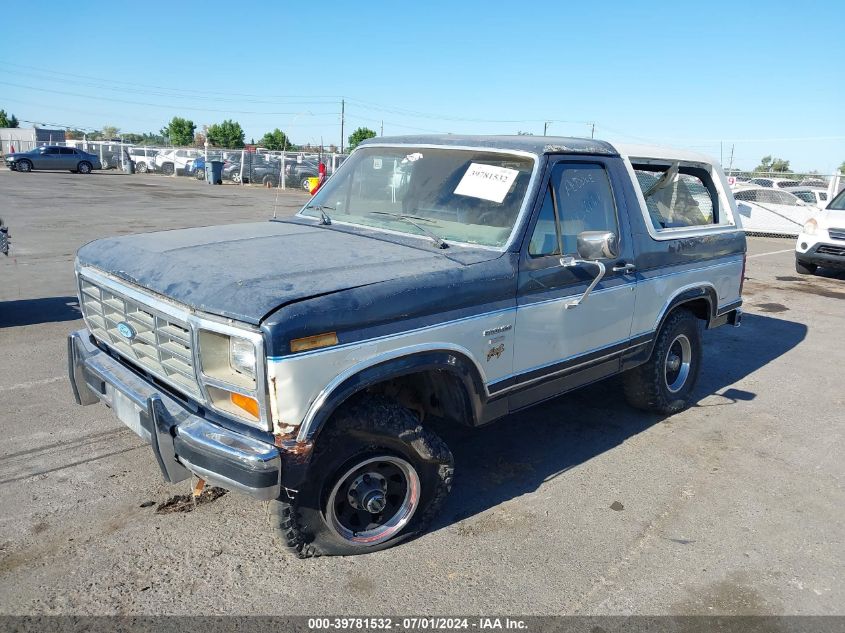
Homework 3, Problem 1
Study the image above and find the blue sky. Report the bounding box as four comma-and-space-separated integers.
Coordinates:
2, 1, 843, 171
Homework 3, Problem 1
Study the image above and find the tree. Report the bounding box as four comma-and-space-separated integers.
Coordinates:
840, 161, 845, 175
0, 109, 19, 128
207, 119, 245, 148
347, 127, 377, 151
101, 125, 120, 140
161, 117, 196, 146
259, 128, 296, 151
754, 155, 791, 174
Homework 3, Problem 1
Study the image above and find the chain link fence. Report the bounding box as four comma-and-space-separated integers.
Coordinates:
1, 134, 348, 190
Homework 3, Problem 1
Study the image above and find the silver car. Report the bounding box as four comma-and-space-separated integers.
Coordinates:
4, 145, 102, 174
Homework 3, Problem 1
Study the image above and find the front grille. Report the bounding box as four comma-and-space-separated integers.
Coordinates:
827, 228, 845, 241
817, 244, 845, 257
79, 276, 201, 399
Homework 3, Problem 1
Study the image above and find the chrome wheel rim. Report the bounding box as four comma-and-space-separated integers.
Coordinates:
79, 163, 90, 173
664, 334, 692, 393
18, 161, 30, 172
326, 455, 420, 546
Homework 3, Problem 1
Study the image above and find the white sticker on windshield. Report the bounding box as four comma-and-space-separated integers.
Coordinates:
454, 163, 519, 203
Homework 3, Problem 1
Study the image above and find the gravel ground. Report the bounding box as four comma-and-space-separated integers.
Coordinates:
0, 169, 842, 616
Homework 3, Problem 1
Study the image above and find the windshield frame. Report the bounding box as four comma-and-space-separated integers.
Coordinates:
295, 143, 542, 251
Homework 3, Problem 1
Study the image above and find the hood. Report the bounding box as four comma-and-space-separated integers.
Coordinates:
77, 221, 475, 324
815, 207, 845, 230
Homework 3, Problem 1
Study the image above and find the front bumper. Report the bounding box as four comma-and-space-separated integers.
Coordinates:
68, 329, 282, 500
796, 241, 845, 269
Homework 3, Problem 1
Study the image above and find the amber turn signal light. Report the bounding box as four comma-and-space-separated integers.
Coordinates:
290, 332, 339, 353
230, 392, 259, 418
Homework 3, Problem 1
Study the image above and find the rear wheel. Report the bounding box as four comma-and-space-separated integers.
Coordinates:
267, 396, 453, 557
16, 159, 32, 173
77, 161, 92, 174
300, 176, 312, 190
262, 174, 278, 187
136, 161, 148, 173
231, 172, 241, 184
623, 308, 702, 414
795, 259, 817, 275
160, 162, 174, 176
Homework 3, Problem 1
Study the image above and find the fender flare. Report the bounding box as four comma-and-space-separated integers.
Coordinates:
651, 284, 717, 348
296, 349, 487, 443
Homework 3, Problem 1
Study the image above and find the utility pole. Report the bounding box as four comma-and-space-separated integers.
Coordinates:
380, 120, 384, 136
340, 99, 345, 154
590, 123, 595, 139
543, 121, 551, 136
728, 144, 735, 174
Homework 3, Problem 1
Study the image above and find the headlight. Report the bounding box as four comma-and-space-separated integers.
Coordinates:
803, 219, 818, 235
230, 337, 256, 378
196, 326, 266, 428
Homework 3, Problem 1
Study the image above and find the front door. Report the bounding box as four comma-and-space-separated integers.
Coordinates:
508, 157, 638, 409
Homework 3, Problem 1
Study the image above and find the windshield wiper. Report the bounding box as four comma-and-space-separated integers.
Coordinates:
368, 211, 449, 249
304, 204, 333, 225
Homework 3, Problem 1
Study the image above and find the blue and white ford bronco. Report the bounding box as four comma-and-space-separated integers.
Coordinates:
68, 135, 745, 556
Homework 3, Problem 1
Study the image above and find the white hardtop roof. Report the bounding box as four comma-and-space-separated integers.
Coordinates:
611, 142, 719, 166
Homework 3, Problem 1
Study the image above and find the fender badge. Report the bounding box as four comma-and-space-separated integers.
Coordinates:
486, 343, 505, 362
483, 324, 512, 337
116, 321, 136, 340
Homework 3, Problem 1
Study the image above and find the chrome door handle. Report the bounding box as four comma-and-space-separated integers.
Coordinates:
612, 263, 636, 274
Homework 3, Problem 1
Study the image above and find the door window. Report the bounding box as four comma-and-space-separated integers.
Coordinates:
554, 163, 619, 256
528, 163, 619, 257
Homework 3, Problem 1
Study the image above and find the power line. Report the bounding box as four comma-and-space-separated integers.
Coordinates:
0, 62, 343, 101
0, 80, 339, 116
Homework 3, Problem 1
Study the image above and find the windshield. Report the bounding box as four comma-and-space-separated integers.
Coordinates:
829, 188, 845, 211
300, 146, 535, 248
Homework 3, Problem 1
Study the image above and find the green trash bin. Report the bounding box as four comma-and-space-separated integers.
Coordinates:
206, 160, 224, 185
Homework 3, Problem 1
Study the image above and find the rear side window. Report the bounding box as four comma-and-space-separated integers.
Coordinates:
633, 164, 724, 231
792, 191, 815, 203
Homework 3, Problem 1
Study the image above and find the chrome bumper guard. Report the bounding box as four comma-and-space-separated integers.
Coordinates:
68, 329, 281, 500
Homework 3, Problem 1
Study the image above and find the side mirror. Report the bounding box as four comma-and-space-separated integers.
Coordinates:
558, 230, 617, 310
576, 231, 618, 260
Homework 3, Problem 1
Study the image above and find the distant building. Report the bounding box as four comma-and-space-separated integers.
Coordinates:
0, 127, 66, 154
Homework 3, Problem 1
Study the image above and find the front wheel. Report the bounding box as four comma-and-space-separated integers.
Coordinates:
77, 161, 92, 174
623, 308, 702, 414
267, 396, 453, 557
16, 160, 32, 173
136, 162, 148, 173
160, 163, 174, 176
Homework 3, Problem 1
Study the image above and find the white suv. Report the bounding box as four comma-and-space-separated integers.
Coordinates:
127, 148, 160, 173
795, 188, 845, 274
154, 149, 201, 175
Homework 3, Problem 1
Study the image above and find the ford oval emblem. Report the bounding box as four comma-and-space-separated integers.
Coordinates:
116, 322, 136, 340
